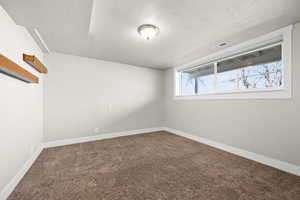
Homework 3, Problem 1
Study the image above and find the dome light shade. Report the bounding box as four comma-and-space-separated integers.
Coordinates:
137, 24, 159, 40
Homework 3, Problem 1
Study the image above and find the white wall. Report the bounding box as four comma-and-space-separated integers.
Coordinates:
1, 2, 299, 194
0, 6, 44, 191
44, 53, 164, 142
164, 23, 300, 166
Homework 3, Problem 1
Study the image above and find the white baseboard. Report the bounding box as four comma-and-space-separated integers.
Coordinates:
2, 126, 299, 200
1, 127, 164, 199
0, 145, 44, 200
163, 127, 300, 177
43, 127, 165, 148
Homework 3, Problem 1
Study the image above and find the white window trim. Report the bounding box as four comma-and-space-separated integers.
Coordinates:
174, 25, 293, 100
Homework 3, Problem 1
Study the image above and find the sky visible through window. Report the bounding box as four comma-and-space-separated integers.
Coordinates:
181, 60, 283, 95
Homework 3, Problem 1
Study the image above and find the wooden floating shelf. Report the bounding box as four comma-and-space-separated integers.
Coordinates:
0, 54, 39, 83
23, 54, 48, 74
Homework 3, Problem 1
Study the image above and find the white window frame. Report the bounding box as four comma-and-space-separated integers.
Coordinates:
174, 25, 293, 100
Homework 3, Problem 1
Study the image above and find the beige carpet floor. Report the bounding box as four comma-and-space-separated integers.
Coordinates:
8, 131, 300, 200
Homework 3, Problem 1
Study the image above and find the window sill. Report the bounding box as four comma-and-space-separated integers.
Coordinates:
174, 88, 291, 100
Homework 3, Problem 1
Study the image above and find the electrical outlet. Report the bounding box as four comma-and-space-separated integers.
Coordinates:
94, 128, 99, 134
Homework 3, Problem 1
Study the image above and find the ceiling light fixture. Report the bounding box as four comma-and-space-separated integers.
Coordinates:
137, 24, 160, 40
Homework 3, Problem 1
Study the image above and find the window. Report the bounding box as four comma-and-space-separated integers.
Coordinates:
181, 63, 214, 95
217, 44, 283, 91
175, 26, 292, 99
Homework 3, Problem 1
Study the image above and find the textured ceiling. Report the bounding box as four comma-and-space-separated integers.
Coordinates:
1, 0, 300, 69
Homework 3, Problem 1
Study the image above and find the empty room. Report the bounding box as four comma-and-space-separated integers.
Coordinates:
1, 0, 300, 199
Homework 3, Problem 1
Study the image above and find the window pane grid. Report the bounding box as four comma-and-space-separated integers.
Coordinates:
179, 44, 283, 96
